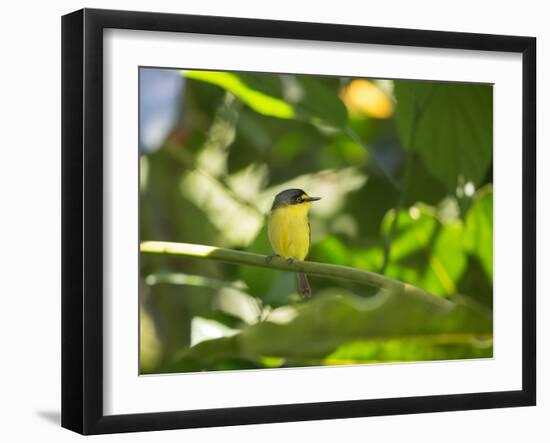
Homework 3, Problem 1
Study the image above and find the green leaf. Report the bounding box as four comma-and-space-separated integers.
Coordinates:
382, 205, 467, 296
294, 77, 349, 128
394, 81, 493, 193
184, 71, 295, 119
403, 153, 448, 207
464, 186, 493, 280
457, 256, 493, 308
184, 71, 348, 128
325, 337, 492, 364
167, 291, 492, 370
226, 108, 273, 174
310, 236, 352, 266
342, 175, 399, 238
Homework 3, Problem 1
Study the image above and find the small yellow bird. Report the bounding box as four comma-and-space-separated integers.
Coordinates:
267, 188, 321, 297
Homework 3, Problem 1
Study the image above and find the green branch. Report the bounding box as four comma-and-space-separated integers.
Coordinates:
140, 241, 453, 309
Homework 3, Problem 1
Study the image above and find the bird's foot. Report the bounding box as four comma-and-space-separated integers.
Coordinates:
286, 257, 296, 265
265, 254, 279, 264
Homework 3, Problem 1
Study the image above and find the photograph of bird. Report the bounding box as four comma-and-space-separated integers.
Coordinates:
267, 188, 321, 297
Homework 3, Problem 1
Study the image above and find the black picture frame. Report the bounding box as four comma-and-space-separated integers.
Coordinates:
61, 8, 536, 435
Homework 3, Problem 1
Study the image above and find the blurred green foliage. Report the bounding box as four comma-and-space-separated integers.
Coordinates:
139, 69, 493, 374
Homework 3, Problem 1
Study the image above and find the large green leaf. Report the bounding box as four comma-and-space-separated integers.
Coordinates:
394, 81, 493, 193
167, 291, 492, 370
403, 153, 448, 208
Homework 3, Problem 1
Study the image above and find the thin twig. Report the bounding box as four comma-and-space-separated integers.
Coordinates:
344, 126, 402, 192
381, 85, 431, 273
380, 156, 414, 273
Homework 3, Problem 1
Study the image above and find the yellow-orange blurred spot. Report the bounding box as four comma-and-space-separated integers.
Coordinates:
341, 79, 394, 119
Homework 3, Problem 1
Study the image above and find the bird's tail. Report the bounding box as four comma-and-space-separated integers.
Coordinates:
297, 272, 311, 298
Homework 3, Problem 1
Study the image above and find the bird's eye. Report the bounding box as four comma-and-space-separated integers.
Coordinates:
296, 197, 302, 203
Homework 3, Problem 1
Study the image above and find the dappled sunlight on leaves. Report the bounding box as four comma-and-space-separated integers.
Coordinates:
145, 271, 247, 291
180, 170, 264, 246
213, 287, 262, 325
190, 317, 239, 347
264, 305, 299, 325
140, 67, 493, 374
226, 163, 269, 201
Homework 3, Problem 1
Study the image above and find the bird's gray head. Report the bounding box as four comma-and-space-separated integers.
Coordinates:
271, 188, 321, 210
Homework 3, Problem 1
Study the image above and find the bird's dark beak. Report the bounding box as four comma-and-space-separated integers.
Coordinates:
305, 196, 321, 202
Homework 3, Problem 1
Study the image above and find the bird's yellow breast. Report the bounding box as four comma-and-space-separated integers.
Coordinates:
268, 203, 311, 261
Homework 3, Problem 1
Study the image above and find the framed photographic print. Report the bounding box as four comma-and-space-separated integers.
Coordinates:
61, 8, 536, 435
